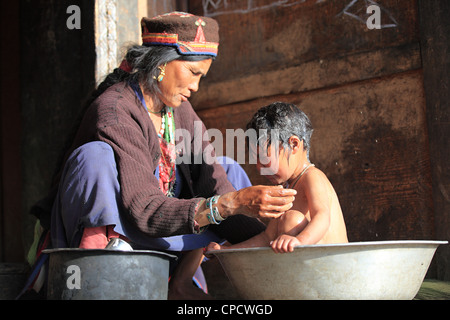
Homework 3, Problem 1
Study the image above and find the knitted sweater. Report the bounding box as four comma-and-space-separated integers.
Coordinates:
39, 81, 265, 243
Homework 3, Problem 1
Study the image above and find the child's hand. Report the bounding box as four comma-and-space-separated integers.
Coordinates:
270, 235, 301, 253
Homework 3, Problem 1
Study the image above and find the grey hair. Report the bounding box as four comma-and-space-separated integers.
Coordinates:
125, 45, 211, 99
90, 44, 213, 106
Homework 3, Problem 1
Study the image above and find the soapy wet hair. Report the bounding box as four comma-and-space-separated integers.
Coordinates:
246, 101, 313, 160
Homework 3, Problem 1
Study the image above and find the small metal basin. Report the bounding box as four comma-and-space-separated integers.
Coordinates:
44, 248, 176, 300
208, 240, 448, 300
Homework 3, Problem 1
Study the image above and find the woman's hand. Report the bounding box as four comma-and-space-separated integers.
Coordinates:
218, 185, 296, 220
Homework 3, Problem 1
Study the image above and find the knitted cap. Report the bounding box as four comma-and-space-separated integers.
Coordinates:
141, 12, 219, 57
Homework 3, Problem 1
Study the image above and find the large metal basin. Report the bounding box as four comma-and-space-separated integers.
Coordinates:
208, 240, 447, 300
44, 248, 176, 300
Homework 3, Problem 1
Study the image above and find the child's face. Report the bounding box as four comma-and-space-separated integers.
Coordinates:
253, 143, 293, 185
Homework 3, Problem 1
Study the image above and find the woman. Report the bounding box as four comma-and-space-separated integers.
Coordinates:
35, 12, 296, 299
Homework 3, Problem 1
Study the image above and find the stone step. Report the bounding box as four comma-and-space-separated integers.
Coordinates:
0, 263, 29, 300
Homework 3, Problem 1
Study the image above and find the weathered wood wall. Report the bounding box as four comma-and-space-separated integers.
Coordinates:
0, 0, 21, 262
19, 0, 96, 257
189, 0, 446, 277
418, 0, 450, 280
190, 0, 419, 108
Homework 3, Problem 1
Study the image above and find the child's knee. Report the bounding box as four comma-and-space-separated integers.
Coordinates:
280, 210, 305, 225
278, 210, 308, 236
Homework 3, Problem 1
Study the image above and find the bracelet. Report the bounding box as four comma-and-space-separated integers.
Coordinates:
206, 195, 225, 224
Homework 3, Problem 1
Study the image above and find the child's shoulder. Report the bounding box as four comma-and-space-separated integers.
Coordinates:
301, 165, 330, 185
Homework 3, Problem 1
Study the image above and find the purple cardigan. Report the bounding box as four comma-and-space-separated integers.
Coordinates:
36, 81, 265, 244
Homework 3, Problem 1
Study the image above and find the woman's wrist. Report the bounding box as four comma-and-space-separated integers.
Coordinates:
193, 194, 231, 228
216, 191, 236, 219
205, 195, 226, 224
194, 192, 236, 229
193, 199, 209, 228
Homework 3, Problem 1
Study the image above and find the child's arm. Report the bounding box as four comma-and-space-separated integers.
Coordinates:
295, 170, 331, 245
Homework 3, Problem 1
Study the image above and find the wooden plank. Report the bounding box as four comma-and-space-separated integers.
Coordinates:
0, 0, 22, 262
192, 43, 421, 109
20, 0, 96, 254
190, 0, 419, 109
418, 0, 450, 281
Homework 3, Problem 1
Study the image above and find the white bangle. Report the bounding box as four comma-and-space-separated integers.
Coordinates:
206, 195, 225, 224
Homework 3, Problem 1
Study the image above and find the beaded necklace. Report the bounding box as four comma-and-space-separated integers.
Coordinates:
157, 106, 175, 143
154, 106, 176, 197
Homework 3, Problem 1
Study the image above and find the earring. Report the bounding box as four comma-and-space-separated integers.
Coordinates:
153, 62, 167, 82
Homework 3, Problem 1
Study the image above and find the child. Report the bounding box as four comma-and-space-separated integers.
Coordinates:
207, 102, 348, 253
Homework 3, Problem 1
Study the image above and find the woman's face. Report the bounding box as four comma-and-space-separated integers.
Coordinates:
157, 59, 212, 108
